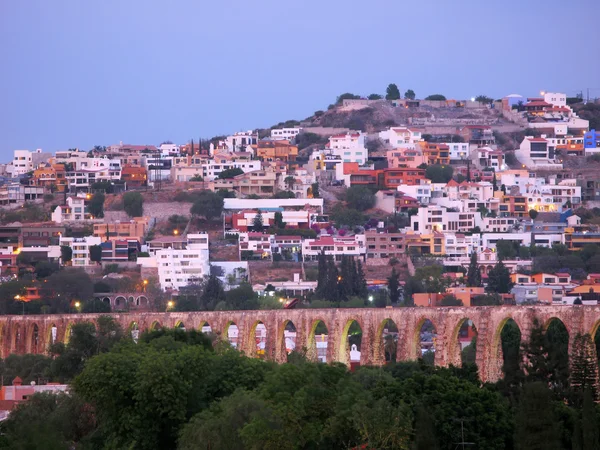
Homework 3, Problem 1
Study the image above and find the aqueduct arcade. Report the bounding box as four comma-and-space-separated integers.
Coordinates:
1, 305, 598, 383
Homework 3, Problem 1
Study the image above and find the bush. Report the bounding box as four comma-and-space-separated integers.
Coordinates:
123, 192, 143, 217
346, 186, 376, 211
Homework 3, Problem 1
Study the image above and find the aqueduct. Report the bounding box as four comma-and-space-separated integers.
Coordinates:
1, 305, 599, 383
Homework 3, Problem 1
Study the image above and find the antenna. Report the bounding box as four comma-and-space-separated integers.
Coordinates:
453, 419, 475, 450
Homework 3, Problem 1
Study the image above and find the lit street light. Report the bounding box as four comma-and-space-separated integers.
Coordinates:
368, 295, 374, 302
167, 300, 174, 310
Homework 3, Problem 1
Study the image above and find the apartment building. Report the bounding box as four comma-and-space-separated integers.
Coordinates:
121, 165, 147, 187
271, 127, 302, 141
255, 140, 298, 162
445, 142, 470, 162
59, 236, 102, 266
365, 230, 406, 259
93, 218, 149, 243
213, 170, 277, 197
386, 148, 426, 169
52, 195, 93, 223
32, 164, 67, 192
302, 235, 366, 261
100, 240, 140, 262
328, 132, 368, 165
379, 127, 423, 147
418, 142, 450, 165
201, 153, 261, 181
239, 232, 273, 259
410, 206, 481, 233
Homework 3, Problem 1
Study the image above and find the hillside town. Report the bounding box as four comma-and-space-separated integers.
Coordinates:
2, 89, 600, 316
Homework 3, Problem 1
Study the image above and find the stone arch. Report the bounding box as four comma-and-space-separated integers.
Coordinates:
12, 323, 23, 354
412, 316, 438, 363
544, 316, 570, 377
447, 317, 479, 367
338, 318, 364, 367
280, 319, 298, 359
115, 296, 127, 308
224, 321, 239, 349
307, 319, 329, 363
46, 323, 58, 350
137, 295, 148, 307
175, 320, 186, 330
198, 321, 212, 333
102, 297, 111, 305
150, 320, 162, 331
64, 322, 75, 345
27, 323, 40, 354
128, 321, 140, 343
373, 318, 399, 365
0, 322, 5, 358
247, 320, 267, 358
486, 316, 523, 382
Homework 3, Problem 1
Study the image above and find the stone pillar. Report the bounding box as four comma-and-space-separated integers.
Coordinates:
262, 317, 277, 362
360, 316, 374, 367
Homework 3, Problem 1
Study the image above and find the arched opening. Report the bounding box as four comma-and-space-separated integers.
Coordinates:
416, 319, 437, 365
498, 318, 522, 382
115, 296, 126, 309
544, 317, 570, 392
175, 321, 186, 331
13, 324, 22, 354
64, 323, 74, 345
150, 320, 162, 331
28, 324, 40, 354
283, 321, 297, 359
102, 297, 110, 305
47, 323, 58, 350
225, 321, 239, 349
129, 322, 139, 343
450, 318, 478, 367
376, 319, 398, 363
137, 296, 148, 307
249, 321, 267, 358
593, 323, 600, 368
339, 319, 363, 368
199, 321, 212, 334
308, 320, 328, 363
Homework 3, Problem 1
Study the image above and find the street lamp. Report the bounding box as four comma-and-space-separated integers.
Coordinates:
167, 300, 174, 310
173, 229, 179, 236
14, 295, 24, 315
368, 295, 374, 302
143, 279, 148, 292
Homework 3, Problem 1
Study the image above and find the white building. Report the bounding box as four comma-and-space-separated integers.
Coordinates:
223, 198, 324, 214
379, 127, 423, 147
59, 236, 102, 267
140, 233, 210, 292
328, 132, 368, 165
396, 182, 432, 205
278, 168, 317, 198
65, 157, 122, 190
480, 232, 532, 251
10, 150, 34, 176
515, 137, 562, 169
159, 143, 180, 155
301, 235, 366, 261
444, 233, 480, 258
225, 131, 258, 153
202, 154, 261, 181
410, 205, 482, 233
271, 127, 303, 141
445, 142, 470, 162
543, 92, 567, 108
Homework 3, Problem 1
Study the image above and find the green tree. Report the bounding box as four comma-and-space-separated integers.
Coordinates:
496, 239, 518, 260
272, 190, 296, 199
387, 267, 400, 304
385, 83, 401, 100
404, 89, 416, 100
571, 333, 600, 402
521, 318, 550, 384
89, 244, 102, 264
346, 185, 376, 211
486, 260, 514, 293
274, 211, 285, 228
413, 404, 439, 450
582, 388, 600, 450
367, 93, 382, 100
216, 188, 236, 198
88, 192, 105, 218
514, 382, 561, 450
440, 294, 463, 306
354, 259, 368, 298
529, 209, 539, 220
60, 245, 72, 264
190, 174, 204, 182
425, 164, 454, 183
315, 249, 328, 298
330, 206, 365, 227
225, 282, 259, 310
190, 190, 224, 221
493, 172, 498, 191
475, 95, 494, 104
311, 182, 320, 198
425, 94, 446, 101
218, 167, 244, 179
123, 191, 144, 217
284, 175, 295, 190
253, 210, 264, 231
200, 274, 226, 311
466, 252, 482, 287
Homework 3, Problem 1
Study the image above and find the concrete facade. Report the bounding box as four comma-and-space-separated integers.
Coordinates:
2, 306, 600, 383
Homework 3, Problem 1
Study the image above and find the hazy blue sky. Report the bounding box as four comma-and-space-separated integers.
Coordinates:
1, 0, 599, 158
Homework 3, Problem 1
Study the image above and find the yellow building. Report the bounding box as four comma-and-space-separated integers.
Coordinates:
33, 164, 67, 192
93, 217, 150, 242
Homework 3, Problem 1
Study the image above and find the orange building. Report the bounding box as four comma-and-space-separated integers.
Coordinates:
497, 193, 528, 218
121, 165, 147, 187
255, 140, 298, 162
32, 164, 67, 192
418, 142, 451, 165
93, 217, 150, 243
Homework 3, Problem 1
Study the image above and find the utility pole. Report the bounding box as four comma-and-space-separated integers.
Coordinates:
453, 418, 474, 450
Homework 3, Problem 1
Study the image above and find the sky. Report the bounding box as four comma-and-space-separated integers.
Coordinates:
1, 0, 599, 158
